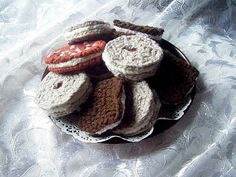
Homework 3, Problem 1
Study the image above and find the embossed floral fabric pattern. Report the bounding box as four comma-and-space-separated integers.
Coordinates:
0, 0, 236, 177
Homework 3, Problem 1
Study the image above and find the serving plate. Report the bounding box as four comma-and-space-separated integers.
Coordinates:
42, 39, 196, 143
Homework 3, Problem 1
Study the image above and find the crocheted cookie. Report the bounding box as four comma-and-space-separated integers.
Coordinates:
64, 20, 113, 44
35, 72, 92, 118
112, 81, 161, 136
102, 35, 163, 81
148, 50, 199, 105
76, 77, 125, 134
113, 19, 164, 40
44, 40, 106, 73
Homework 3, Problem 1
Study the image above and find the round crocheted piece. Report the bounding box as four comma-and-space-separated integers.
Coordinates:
148, 50, 199, 105
76, 77, 125, 134
102, 35, 163, 81
112, 81, 161, 136
107, 64, 157, 81
113, 19, 164, 36
35, 72, 92, 118
44, 40, 106, 73
64, 20, 113, 44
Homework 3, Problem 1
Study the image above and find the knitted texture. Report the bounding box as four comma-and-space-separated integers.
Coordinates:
35, 72, 92, 117
64, 20, 113, 44
76, 77, 124, 134
113, 81, 161, 136
149, 50, 199, 105
44, 40, 106, 64
113, 19, 164, 36
102, 35, 163, 81
112, 29, 134, 38
67, 21, 109, 31
48, 57, 102, 73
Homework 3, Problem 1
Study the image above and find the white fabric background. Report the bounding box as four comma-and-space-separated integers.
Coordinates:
0, 0, 236, 176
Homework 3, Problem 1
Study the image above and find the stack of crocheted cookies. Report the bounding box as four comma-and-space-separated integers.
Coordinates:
35, 20, 199, 137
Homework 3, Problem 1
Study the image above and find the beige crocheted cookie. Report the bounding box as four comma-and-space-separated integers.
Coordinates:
35, 72, 92, 118
64, 20, 113, 44
112, 81, 161, 136
102, 35, 163, 81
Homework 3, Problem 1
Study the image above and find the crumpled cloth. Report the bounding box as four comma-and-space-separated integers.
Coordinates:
0, 0, 236, 176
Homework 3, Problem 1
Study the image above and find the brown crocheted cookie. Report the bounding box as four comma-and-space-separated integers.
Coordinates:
147, 50, 199, 105
113, 19, 164, 36
76, 77, 125, 134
